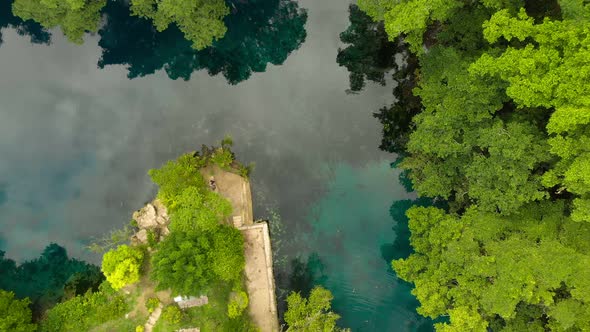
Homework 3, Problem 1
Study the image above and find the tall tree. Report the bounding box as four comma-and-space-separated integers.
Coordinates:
39, 282, 127, 332
148, 153, 207, 210
0, 0, 51, 47
101, 245, 144, 290
284, 286, 348, 332
150, 226, 244, 296
394, 202, 590, 331
356, 0, 590, 329
399, 45, 549, 214
12, 0, 106, 43
0, 244, 103, 319
469, 5, 590, 220
357, 0, 463, 53
357, 0, 523, 53
544, 107, 590, 222
129, 0, 229, 50
169, 186, 232, 233
0, 290, 36, 332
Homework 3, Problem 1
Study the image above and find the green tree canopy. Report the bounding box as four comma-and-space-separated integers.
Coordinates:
358, 0, 590, 330
470, 7, 590, 109
0, 0, 51, 47
169, 186, 232, 233
357, 0, 463, 53
0, 244, 103, 319
227, 290, 248, 319
209, 226, 245, 282
12, 0, 106, 43
394, 202, 590, 330
357, 0, 524, 53
150, 226, 244, 296
39, 282, 127, 332
365, 1, 590, 217
467, 5, 590, 220
284, 286, 347, 332
101, 245, 144, 290
148, 153, 207, 210
129, 0, 229, 50
0, 290, 36, 332
399, 46, 549, 214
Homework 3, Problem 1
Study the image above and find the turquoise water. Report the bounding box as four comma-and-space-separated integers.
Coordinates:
0, 0, 432, 330
301, 162, 433, 331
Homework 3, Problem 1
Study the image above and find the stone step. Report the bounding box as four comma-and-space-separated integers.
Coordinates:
144, 304, 164, 332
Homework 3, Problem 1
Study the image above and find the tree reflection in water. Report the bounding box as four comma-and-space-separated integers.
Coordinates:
98, 0, 307, 84
0, 0, 51, 47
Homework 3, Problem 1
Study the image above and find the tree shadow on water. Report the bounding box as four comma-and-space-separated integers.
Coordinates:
273, 253, 326, 320
98, 0, 308, 84
336, 4, 398, 93
379, 195, 449, 331
288, 252, 326, 298
381, 197, 447, 264
0, 0, 51, 47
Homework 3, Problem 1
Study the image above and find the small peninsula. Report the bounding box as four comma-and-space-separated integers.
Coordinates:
99, 140, 281, 331
0, 139, 346, 331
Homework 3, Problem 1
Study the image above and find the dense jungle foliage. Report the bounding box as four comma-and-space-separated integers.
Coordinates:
337, 0, 590, 330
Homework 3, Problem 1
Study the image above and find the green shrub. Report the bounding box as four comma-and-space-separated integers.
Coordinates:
151, 225, 244, 296
227, 291, 249, 318
168, 187, 232, 233
210, 148, 233, 169
147, 229, 158, 247
101, 245, 144, 290
238, 162, 255, 178
285, 286, 342, 331
40, 282, 127, 331
161, 305, 183, 324
0, 290, 36, 332
146, 297, 160, 313
221, 135, 234, 149
149, 154, 207, 210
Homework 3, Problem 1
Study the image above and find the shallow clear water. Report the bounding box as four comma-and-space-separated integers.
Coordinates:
0, 0, 432, 330
301, 162, 433, 331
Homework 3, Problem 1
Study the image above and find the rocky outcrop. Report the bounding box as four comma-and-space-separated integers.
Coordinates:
135, 229, 148, 243
152, 200, 169, 225
131, 199, 170, 245
133, 200, 169, 229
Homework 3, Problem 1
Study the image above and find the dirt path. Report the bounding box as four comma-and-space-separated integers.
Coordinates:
200, 166, 253, 227
144, 303, 163, 332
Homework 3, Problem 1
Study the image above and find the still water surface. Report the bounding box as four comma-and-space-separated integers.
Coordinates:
0, 0, 432, 330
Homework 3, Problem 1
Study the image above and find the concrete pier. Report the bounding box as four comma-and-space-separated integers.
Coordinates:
200, 166, 279, 332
